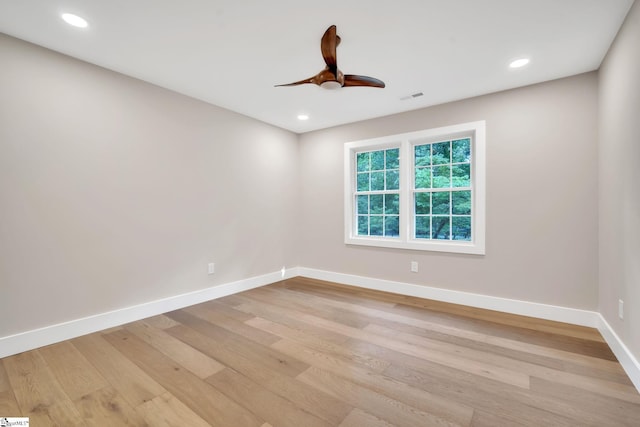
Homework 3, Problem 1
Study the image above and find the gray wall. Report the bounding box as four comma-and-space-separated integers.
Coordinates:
599, 0, 640, 361
298, 73, 599, 309
0, 34, 299, 337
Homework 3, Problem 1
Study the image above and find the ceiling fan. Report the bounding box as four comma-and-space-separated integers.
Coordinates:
276, 25, 385, 90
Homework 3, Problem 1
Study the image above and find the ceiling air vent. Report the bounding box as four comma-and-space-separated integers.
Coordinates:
400, 92, 424, 101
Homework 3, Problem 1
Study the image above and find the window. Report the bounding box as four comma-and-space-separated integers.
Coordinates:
344, 121, 485, 254
355, 148, 400, 237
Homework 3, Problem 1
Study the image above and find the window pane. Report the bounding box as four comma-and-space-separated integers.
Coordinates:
386, 148, 399, 169
357, 152, 370, 172
385, 215, 399, 237
432, 191, 450, 215
357, 172, 369, 191
415, 193, 430, 215
432, 141, 451, 165
452, 164, 470, 187
415, 167, 431, 189
415, 216, 430, 239
452, 138, 471, 163
371, 171, 385, 191
386, 170, 399, 190
452, 191, 471, 215
370, 216, 383, 236
371, 150, 384, 170
432, 216, 450, 240
357, 195, 369, 214
357, 216, 368, 235
415, 145, 431, 167
452, 216, 471, 241
385, 194, 400, 215
433, 165, 451, 188
370, 194, 383, 214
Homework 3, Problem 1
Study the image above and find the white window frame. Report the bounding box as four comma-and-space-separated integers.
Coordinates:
344, 121, 486, 255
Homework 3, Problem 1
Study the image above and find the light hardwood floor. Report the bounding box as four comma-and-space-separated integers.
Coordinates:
1, 277, 639, 426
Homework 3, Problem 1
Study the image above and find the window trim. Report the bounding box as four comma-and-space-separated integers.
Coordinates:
344, 121, 486, 255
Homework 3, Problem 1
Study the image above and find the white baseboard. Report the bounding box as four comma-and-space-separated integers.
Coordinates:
297, 267, 599, 327
0, 267, 299, 359
597, 315, 640, 392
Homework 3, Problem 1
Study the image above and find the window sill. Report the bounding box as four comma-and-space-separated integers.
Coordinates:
345, 236, 485, 255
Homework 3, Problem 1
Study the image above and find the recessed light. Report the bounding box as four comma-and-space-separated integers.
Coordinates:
509, 58, 530, 69
62, 13, 88, 28
297, 114, 309, 121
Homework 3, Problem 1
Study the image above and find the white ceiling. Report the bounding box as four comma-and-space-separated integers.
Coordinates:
0, 1, 634, 133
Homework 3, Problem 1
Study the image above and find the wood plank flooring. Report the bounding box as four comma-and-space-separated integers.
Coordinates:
1, 277, 639, 426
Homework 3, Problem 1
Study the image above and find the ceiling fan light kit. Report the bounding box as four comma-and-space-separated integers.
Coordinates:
320, 81, 342, 90
276, 25, 385, 90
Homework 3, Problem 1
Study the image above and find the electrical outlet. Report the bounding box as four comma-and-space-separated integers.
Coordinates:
410, 261, 418, 273
208, 263, 215, 275
619, 299, 624, 320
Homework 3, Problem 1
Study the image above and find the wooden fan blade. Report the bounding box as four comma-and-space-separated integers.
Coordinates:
321, 25, 338, 69
274, 75, 317, 87
343, 74, 386, 88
